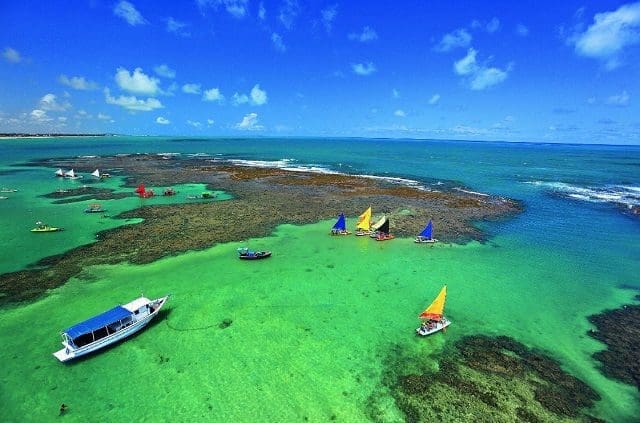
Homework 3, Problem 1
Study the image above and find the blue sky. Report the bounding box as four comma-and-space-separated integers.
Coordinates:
1, 0, 639, 144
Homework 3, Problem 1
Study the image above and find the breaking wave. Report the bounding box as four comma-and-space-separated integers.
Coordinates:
526, 181, 640, 209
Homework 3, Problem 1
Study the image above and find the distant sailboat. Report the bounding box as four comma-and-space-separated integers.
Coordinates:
416, 285, 451, 336
55, 168, 65, 177
355, 206, 372, 236
135, 183, 155, 198
64, 169, 82, 179
330, 212, 351, 235
369, 214, 386, 238
415, 220, 436, 243
375, 217, 394, 241
91, 169, 101, 178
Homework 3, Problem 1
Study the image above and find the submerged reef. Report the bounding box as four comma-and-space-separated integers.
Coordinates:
41, 186, 132, 203
0, 154, 521, 305
372, 335, 602, 423
587, 300, 640, 390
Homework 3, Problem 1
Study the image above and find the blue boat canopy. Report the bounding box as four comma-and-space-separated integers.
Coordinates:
332, 213, 347, 231
64, 306, 131, 339
419, 220, 433, 239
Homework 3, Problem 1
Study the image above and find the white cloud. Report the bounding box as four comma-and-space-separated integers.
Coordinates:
39, 94, 70, 111
97, 113, 111, 120
279, 0, 299, 29
250, 84, 268, 105
352, 62, 376, 76
321, 4, 338, 33
454, 48, 478, 75
154, 64, 176, 79
105, 88, 163, 111
394, 109, 406, 117
435, 28, 471, 52
470, 67, 509, 90
570, 2, 640, 69
272, 32, 286, 52
203, 88, 224, 102
454, 48, 511, 90
392, 89, 400, 98
115, 67, 161, 95
156, 116, 170, 125
113, 1, 147, 26
197, 0, 248, 19
2, 47, 22, 63
348, 26, 378, 42
232, 84, 268, 106
236, 112, 264, 130
187, 120, 202, 128
59, 74, 97, 90
516, 23, 529, 36
607, 90, 630, 106
429, 94, 441, 105
207, 119, 215, 125
30, 109, 52, 122
258, 2, 266, 20
166, 17, 190, 37
486, 17, 500, 33
232, 92, 249, 105
182, 83, 202, 94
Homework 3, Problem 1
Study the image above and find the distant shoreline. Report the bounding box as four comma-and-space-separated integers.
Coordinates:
0, 133, 111, 139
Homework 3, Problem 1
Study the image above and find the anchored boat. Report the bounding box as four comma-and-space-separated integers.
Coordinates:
374, 217, 395, 241
416, 285, 451, 336
53, 295, 169, 362
31, 221, 63, 232
331, 212, 351, 235
237, 247, 271, 260
415, 219, 437, 243
355, 206, 372, 236
84, 203, 106, 213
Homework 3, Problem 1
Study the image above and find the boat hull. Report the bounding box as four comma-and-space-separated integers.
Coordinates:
239, 251, 271, 260
53, 296, 168, 362
416, 319, 451, 336
31, 227, 62, 232
414, 238, 436, 243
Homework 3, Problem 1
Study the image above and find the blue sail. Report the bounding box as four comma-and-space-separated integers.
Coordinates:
419, 220, 433, 239
332, 213, 347, 231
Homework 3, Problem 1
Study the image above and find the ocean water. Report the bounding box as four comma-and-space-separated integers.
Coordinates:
0, 137, 639, 422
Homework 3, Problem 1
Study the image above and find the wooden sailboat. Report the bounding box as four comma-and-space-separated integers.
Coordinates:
355, 206, 372, 236
416, 285, 451, 336
375, 217, 395, 241
135, 183, 155, 198
330, 212, 351, 235
369, 214, 386, 238
415, 219, 437, 243
64, 169, 82, 179
55, 168, 65, 177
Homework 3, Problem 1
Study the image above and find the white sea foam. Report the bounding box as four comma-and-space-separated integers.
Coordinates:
525, 181, 640, 208
454, 187, 489, 197
225, 157, 438, 191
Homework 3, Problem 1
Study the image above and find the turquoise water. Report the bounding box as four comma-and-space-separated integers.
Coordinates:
0, 137, 639, 421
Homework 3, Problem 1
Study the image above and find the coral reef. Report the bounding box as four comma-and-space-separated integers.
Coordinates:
588, 302, 640, 390
0, 154, 521, 305
374, 335, 602, 423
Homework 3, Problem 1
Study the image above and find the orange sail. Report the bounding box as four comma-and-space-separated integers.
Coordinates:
419, 285, 447, 319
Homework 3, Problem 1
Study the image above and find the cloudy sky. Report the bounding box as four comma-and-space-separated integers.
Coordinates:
1, 0, 639, 144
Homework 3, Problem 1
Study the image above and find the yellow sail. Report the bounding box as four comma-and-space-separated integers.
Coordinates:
419, 285, 447, 319
356, 206, 372, 230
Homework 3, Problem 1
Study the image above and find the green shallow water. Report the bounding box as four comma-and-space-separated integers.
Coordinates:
0, 220, 637, 422
0, 165, 230, 274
